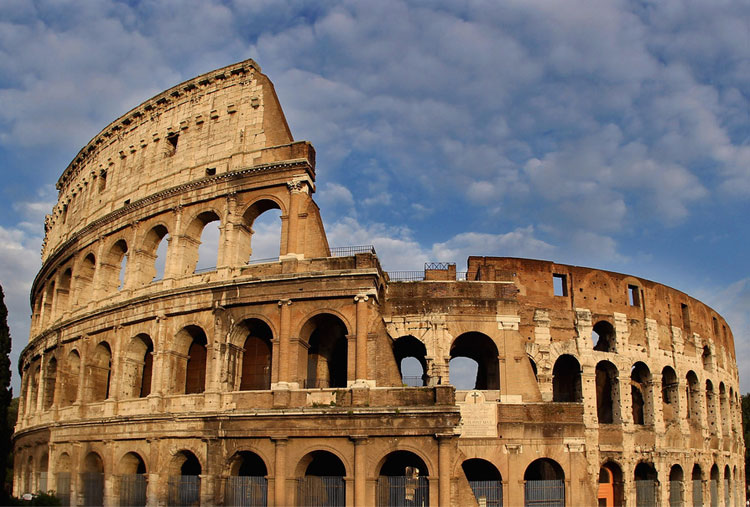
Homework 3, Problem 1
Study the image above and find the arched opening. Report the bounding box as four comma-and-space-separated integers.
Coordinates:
242, 200, 283, 263
669, 464, 684, 507
137, 224, 169, 284
596, 361, 620, 424
42, 357, 57, 410
101, 239, 128, 292
710, 464, 719, 507
42, 280, 55, 326
38, 453, 49, 494
686, 371, 700, 423
661, 366, 679, 425
81, 452, 104, 506
702, 345, 713, 371
24, 455, 33, 495
76, 254, 96, 306
61, 350, 80, 407
88, 342, 112, 401
168, 451, 201, 506
298, 450, 346, 507
552, 355, 582, 402
723, 465, 731, 507
462, 458, 502, 507
692, 464, 703, 507
301, 314, 348, 388
377, 451, 429, 507
719, 383, 729, 436
634, 462, 658, 507
239, 320, 273, 391
227, 451, 268, 506
56, 453, 72, 505
185, 211, 221, 273
706, 380, 717, 435
56, 269, 72, 316
597, 462, 623, 507
524, 458, 564, 507
27, 363, 40, 414
393, 336, 427, 387
630, 362, 651, 425
450, 332, 500, 390
121, 334, 153, 399
119, 452, 147, 507
592, 321, 616, 352
176, 326, 208, 395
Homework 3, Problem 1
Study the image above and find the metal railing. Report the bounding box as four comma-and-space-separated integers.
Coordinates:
470, 480, 503, 507
298, 476, 345, 506
401, 376, 425, 387
376, 476, 429, 507
120, 474, 147, 506
330, 245, 376, 257
525, 480, 564, 507
425, 262, 454, 270
456, 272, 468, 281
194, 265, 217, 273
168, 476, 201, 506
226, 476, 268, 507
636, 480, 658, 507
692, 479, 703, 507
247, 257, 280, 265
669, 480, 683, 507
710, 479, 718, 507
56, 472, 71, 506
38, 472, 48, 494
82, 472, 104, 507
387, 271, 425, 282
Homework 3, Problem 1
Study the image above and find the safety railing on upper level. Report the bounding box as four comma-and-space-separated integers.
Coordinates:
330, 245, 376, 257
247, 256, 280, 265
387, 271, 425, 282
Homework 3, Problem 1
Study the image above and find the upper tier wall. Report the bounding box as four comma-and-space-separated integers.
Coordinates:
42, 59, 294, 262
468, 256, 736, 362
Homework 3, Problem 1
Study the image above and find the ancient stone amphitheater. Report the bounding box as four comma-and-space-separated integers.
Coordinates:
14, 59, 744, 507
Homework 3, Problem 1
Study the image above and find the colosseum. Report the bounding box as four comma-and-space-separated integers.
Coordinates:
13, 58, 744, 507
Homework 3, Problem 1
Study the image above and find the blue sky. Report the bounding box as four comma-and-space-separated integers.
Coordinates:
1, 0, 749, 393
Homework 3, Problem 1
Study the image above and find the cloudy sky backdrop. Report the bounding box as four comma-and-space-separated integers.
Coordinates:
1, 0, 749, 393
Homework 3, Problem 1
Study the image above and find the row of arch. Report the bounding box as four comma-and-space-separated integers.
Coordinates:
597, 460, 740, 507
33, 199, 284, 332
21, 314, 349, 417
550, 353, 740, 436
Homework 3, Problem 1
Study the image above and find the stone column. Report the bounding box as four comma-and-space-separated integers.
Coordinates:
351, 436, 368, 506
437, 434, 453, 507
354, 295, 369, 383
274, 299, 292, 388
273, 438, 287, 507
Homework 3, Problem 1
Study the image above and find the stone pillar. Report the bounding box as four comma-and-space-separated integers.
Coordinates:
274, 299, 292, 388
273, 438, 287, 507
36, 354, 46, 414
354, 295, 369, 382
283, 177, 312, 259
437, 434, 453, 507
351, 436, 368, 506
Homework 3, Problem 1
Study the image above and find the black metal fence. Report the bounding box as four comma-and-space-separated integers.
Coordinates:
524, 480, 564, 507
168, 476, 201, 506
469, 480, 503, 507
247, 257, 280, 265
376, 476, 429, 507
226, 476, 268, 507
56, 472, 71, 506
120, 474, 147, 506
387, 271, 425, 282
330, 245, 376, 257
401, 376, 424, 387
635, 480, 657, 507
693, 479, 703, 507
81, 472, 104, 507
669, 480, 683, 507
297, 476, 345, 506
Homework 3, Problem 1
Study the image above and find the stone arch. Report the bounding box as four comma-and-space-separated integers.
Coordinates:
596, 360, 620, 424
462, 458, 502, 506
552, 354, 582, 402
723, 464, 731, 507
524, 458, 565, 507
630, 361, 652, 425
634, 462, 659, 507
685, 370, 701, 422
27, 361, 41, 414
226, 450, 269, 507
710, 464, 720, 507
240, 197, 284, 263
377, 450, 430, 507
87, 341, 112, 401
719, 382, 729, 436
121, 334, 154, 399
42, 278, 55, 327
81, 451, 105, 506
669, 464, 684, 507
661, 366, 679, 424
75, 252, 96, 306
135, 223, 170, 285
296, 449, 348, 506
234, 319, 273, 391
168, 450, 202, 506
42, 355, 57, 410
55, 452, 72, 505
706, 379, 717, 435
61, 349, 80, 407
116, 450, 147, 506
299, 313, 349, 388
702, 345, 713, 371
592, 320, 616, 352
393, 335, 428, 387
101, 238, 128, 292
450, 332, 500, 390
174, 325, 208, 394
692, 464, 703, 507
184, 209, 221, 273
598, 461, 623, 507
56, 268, 72, 317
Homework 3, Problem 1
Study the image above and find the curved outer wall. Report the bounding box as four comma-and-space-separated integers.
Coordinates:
14, 60, 743, 507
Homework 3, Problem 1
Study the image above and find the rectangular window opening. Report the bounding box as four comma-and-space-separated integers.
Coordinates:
98, 171, 107, 193
553, 274, 568, 297
681, 303, 691, 331
628, 285, 640, 306
205, 167, 216, 176
166, 132, 179, 156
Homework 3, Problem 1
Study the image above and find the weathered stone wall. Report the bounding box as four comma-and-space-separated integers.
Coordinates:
13, 60, 744, 507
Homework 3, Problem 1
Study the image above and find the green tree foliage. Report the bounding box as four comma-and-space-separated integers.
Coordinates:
0, 286, 12, 503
